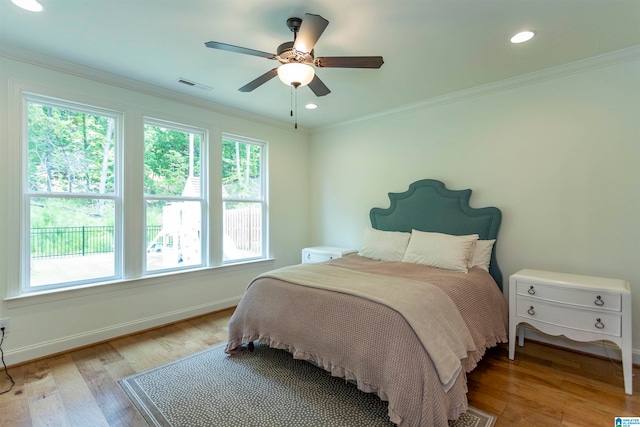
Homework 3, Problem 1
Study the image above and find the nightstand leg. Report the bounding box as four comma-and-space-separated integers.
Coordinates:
622, 293, 632, 395
509, 321, 517, 360
518, 324, 525, 347
623, 342, 633, 395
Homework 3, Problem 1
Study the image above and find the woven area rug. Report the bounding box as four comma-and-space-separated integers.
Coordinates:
119, 343, 496, 427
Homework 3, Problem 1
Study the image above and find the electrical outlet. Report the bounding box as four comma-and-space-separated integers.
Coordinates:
0, 318, 9, 334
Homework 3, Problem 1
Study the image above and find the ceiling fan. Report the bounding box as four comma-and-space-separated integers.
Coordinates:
204, 13, 384, 97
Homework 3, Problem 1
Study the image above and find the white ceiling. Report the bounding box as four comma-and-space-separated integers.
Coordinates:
1, 0, 639, 129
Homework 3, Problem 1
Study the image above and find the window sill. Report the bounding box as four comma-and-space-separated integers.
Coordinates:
4, 258, 276, 308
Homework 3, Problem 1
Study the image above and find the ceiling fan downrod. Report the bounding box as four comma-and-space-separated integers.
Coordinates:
286, 17, 302, 42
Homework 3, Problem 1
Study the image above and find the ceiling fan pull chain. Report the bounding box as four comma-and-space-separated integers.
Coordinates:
289, 82, 300, 129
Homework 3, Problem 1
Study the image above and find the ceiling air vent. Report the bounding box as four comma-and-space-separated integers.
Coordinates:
177, 78, 213, 91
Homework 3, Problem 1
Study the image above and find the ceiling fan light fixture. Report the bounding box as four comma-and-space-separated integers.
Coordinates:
11, 0, 43, 12
277, 63, 315, 87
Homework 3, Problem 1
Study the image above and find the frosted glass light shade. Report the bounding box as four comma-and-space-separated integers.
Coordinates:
277, 63, 315, 87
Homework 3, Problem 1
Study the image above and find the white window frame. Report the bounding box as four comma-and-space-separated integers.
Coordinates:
19, 93, 124, 294
142, 117, 208, 275
5, 85, 268, 302
221, 133, 268, 263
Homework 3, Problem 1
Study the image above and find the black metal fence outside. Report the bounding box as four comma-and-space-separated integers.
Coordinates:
31, 225, 163, 259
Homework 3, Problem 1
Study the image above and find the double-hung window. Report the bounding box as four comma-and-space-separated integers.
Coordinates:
221, 134, 266, 262
23, 94, 122, 292
143, 119, 206, 272
14, 91, 267, 298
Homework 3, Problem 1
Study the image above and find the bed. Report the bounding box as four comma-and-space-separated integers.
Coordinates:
225, 179, 509, 426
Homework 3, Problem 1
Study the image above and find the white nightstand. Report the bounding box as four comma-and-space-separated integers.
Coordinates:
509, 269, 632, 394
301, 246, 357, 264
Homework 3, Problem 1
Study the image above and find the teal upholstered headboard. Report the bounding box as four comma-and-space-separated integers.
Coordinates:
369, 179, 503, 290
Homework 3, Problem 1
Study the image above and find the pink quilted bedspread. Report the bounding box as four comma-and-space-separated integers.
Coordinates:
226, 255, 508, 426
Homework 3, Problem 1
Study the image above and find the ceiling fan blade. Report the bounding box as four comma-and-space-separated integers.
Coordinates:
314, 56, 384, 69
205, 41, 276, 60
238, 68, 279, 92
308, 75, 331, 97
293, 14, 329, 53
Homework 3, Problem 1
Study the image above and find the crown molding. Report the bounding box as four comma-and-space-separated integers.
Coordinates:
314, 45, 640, 134
3, 42, 637, 136
0, 43, 307, 133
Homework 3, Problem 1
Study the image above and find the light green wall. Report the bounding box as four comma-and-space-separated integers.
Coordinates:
2, 49, 639, 366
0, 55, 310, 365
309, 54, 640, 355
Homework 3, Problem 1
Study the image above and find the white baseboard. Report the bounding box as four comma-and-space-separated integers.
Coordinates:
518, 325, 640, 366
4, 296, 241, 366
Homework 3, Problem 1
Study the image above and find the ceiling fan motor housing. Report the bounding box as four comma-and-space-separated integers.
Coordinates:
277, 41, 314, 64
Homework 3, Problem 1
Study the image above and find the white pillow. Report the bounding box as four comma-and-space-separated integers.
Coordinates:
468, 239, 496, 272
402, 230, 479, 272
358, 227, 411, 261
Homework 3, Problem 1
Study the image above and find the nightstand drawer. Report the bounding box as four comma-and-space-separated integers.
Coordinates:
304, 251, 336, 263
516, 280, 621, 311
516, 298, 621, 336
301, 247, 357, 264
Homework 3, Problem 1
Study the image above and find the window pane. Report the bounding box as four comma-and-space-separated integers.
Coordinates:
146, 200, 202, 271
222, 140, 262, 199
27, 102, 115, 194
144, 124, 201, 197
223, 202, 262, 261
30, 197, 116, 287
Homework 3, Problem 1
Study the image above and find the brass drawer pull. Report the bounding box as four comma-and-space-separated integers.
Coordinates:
594, 296, 604, 306
528, 286, 535, 295
527, 306, 535, 315
595, 318, 605, 329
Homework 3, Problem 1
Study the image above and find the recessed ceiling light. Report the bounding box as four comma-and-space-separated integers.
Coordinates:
11, 0, 43, 12
511, 31, 535, 44
305, 103, 318, 110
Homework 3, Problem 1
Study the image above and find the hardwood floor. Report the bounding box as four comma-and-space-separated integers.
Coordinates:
468, 340, 640, 426
0, 308, 639, 426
